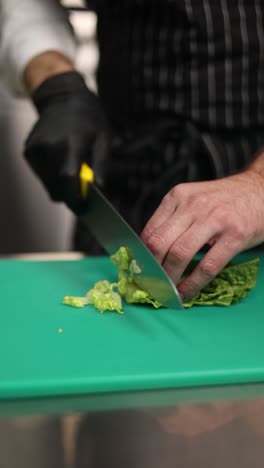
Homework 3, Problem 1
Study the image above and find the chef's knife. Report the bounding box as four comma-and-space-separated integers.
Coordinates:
79, 164, 183, 309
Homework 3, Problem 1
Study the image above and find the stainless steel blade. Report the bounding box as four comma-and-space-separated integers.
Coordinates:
80, 185, 183, 309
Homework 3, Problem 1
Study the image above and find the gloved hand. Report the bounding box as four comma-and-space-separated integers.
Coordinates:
24, 71, 111, 213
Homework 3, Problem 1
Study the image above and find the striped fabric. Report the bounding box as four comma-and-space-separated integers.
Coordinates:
91, 0, 264, 130
74, 1, 264, 252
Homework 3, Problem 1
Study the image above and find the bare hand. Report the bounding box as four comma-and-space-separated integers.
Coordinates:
141, 170, 264, 301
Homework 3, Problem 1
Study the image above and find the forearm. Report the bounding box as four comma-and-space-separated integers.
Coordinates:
0, 0, 76, 94
24, 51, 74, 95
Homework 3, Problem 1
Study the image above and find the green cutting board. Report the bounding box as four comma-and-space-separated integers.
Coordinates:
0, 252, 263, 411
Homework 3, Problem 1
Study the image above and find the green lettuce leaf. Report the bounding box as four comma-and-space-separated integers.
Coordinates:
63, 280, 122, 313
63, 247, 259, 313
63, 296, 90, 308
111, 246, 131, 273
121, 281, 161, 308
85, 280, 123, 313
111, 248, 162, 308
183, 258, 260, 308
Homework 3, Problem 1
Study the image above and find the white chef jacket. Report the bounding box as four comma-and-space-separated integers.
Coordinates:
0, 0, 76, 94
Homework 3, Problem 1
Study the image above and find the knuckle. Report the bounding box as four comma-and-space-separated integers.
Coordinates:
169, 183, 186, 199
189, 192, 209, 210
198, 260, 218, 279
141, 227, 152, 242
230, 223, 247, 243
167, 243, 188, 263
146, 233, 164, 254
160, 193, 173, 211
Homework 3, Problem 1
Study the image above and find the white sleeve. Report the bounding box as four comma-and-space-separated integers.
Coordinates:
0, 0, 77, 95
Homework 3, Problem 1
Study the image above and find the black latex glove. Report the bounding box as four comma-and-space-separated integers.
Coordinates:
24, 71, 111, 213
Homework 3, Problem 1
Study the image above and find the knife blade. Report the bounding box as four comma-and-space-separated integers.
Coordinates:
79, 164, 183, 309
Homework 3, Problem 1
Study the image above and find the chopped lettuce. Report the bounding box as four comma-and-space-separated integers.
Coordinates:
63, 246, 161, 313
111, 248, 161, 308
63, 280, 122, 313
86, 280, 123, 313
111, 246, 131, 272
184, 258, 260, 308
63, 296, 90, 308
63, 247, 259, 313
123, 282, 161, 308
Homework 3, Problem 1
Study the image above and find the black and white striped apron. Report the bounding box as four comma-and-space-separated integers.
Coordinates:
74, 0, 264, 253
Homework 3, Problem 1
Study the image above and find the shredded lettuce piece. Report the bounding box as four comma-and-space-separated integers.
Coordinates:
63, 281, 122, 313
63, 296, 89, 308
110, 248, 162, 308
183, 258, 260, 308
129, 259, 142, 276
123, 282, 161, 308
63, 247, 259, 313
86, 280, 123, 313
111, 246, 131, 272
63, 247, 161, 313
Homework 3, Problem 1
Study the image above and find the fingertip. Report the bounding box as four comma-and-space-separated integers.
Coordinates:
177, 280, 195, 303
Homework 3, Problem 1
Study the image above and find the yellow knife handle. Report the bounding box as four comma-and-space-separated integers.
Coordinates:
80, 163, 95, 199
